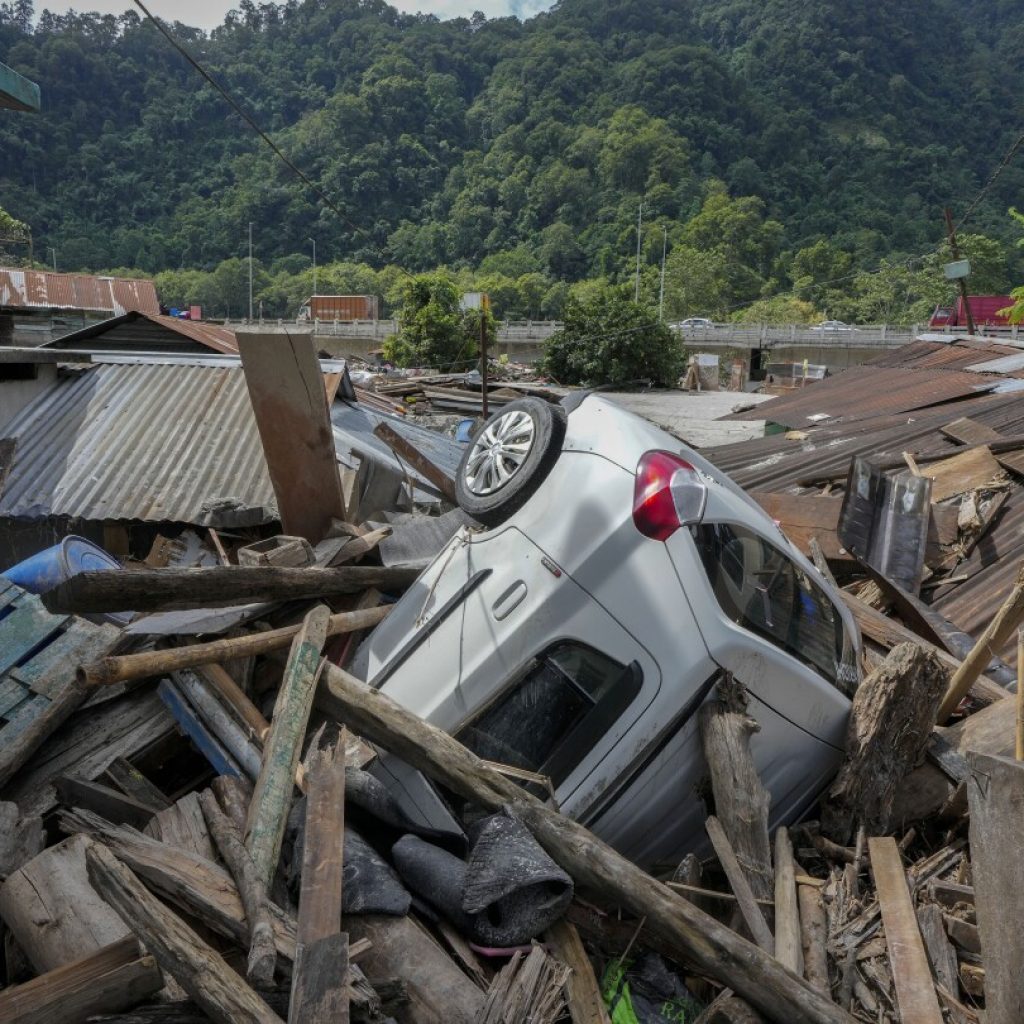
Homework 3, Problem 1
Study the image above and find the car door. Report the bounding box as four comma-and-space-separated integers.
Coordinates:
668, 518, 853, 827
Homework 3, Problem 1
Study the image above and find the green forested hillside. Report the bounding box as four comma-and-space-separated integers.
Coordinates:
1, 0, 1023, 320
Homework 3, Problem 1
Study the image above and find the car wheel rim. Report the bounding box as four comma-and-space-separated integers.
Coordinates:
463, 409, 536, 496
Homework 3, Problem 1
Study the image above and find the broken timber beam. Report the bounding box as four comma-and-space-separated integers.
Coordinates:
773, 827, 803, 976
938, 564, 1024, 723
84, 841, 285, 1024
199, 789, 277, 989
41, 565, 424, 614
706, 815, 774, 953
319, 663, 854, 1024
245, 605, 329, 888
374, 421, 457, 503
79, 605, 391, 688
290, 738, 349, 1023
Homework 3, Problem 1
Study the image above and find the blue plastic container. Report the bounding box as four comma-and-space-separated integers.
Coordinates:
455, 418, 475, 443
3, 535, 121, 593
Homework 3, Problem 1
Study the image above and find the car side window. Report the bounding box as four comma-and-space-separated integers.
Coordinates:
456, 643, 643, 789
693, 522, 852, 692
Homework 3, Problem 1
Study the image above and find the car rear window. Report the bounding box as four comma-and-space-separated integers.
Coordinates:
693, 522, 854, 693
456, 643, 642, 789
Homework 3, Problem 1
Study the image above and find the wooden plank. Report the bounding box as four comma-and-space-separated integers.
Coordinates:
144, 791, 216, 862
83, 841, 285, 1024
868, 837, 943, 1024
705, 816, 775, 953
237, 331, 347, 543
0, 595, 68, 675
54, 776, 157, 830
289, 934, 350, 1023
0, 801, 43, 879
42, 564, 424, 614
0, 676, 31, 717
156, 678, 243, 778
245, 605, 329, 888
103, 756, 172, 811
919, 445, 1006, 502
941, 415, 1024, 476
374, 421, 457, 503
916, 903, 958, 994
0, 936, 162, 1024
10, 619, 119, 697
546, 918, 611, 1024
967, 751, 1024, 1024
797, 882, 830, 995
773, 827, 803, 976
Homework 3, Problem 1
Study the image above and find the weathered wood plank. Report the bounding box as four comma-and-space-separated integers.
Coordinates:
868, 837, 943, 1024
84, 841, 285, 1024
0, 595, 68, 675
705, 815, 774, 954
773, 827, 803, 976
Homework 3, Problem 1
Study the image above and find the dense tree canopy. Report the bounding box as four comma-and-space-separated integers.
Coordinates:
2, 0, 1023, 325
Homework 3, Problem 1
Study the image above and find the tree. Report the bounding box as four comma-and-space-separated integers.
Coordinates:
384, 271, 480, 371
543, 286, 683, 387
734, 295, 820, 324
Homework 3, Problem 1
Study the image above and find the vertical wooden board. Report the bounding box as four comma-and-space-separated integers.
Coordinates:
868, 837, 943, 1024
967, 751, 1024, 1024
237, 332, 346, 543
0, 596, 69, 675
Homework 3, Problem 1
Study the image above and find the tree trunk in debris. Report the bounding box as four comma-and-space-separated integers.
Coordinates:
80, 606, 389, 688
705, 998, 767, 1024
0, 834, 131, 972
822, 643, 946, 843
84, 841, 285, 1024
0, 936, 162, 1024
320, 664, 855, 1024
967, 751, 1024, 1024
347, 914, 485, 1024
699, 682, 773, 902
198, 790, 277, 989
41, 565, 424, 614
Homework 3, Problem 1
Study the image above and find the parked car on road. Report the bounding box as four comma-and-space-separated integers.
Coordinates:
673, 317, 715, 330
811, 320, 858, 332
359, 395, 861, 868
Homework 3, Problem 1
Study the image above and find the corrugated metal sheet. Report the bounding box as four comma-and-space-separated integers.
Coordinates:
0, 269, 159, 315
869, 339, 1020, 371
46, 312, 238, 355
0, 364, 274, 525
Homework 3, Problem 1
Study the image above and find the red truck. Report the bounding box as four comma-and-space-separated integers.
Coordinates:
929, 295, 1015, 329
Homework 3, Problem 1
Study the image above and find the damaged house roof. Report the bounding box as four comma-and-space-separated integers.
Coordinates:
43, 310, 239, 355
0, 269, 160, 316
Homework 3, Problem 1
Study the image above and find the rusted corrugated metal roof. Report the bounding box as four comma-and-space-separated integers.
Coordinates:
0, 269, 159, 315
0, 364, 274, 525
729, 365, 996, 428
868, 338, 1020, 371
46, 312, 238, 355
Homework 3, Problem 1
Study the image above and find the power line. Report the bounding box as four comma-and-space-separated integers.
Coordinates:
132, 0, 398, 269
955, 124, 1024, 233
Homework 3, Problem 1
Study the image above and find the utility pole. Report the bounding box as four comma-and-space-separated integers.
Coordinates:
634, 200, 644, 302
944, 207, 976, 336
310, 237, 317, 296
480, 294, 490, 420
659, 225, 667, 320
47, 247, 56, 272
248, 221, 254, 322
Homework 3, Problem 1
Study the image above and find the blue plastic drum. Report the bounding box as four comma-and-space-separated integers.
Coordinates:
3, 535, 121, 593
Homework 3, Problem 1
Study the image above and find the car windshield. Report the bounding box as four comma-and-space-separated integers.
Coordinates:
693, 522, 856, 694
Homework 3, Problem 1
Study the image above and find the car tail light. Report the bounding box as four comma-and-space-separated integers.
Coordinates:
633, 450, 708, 541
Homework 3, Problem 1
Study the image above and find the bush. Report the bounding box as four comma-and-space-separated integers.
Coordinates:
543, 287, 684, 387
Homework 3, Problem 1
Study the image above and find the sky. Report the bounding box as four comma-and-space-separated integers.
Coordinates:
36, 0, 553, 31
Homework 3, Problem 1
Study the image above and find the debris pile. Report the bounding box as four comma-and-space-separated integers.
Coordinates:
0, 330, 1022, 1023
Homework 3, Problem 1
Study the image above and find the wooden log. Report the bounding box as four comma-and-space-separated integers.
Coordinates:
54, 777, 157, 831
320, 663, 855, 1024
868, 837, 943, 1024
290, 738, 348, 1023
0, 936, 162, 1024
0, 802, 44, 880
938, 563, 1024, 723
83, 841, 284, 1024
546, 918, 611, 1024
699, 686, 773, 901
967, 751, 1024, 1024
0, 834, 130, 973
916, 903, 958, 994
198, 790, 277, 989
144, 792, 216, 862
199, 664, 269, 741
373, 421, 457, 502
237, 331, 348, 544
245, 605, 329, 888
773, 828, 803, 976
706, 816, 774, 953
796, 883, 829, 995
705, 998, 767, 1024
346, 914, 485, 1024
79, 606, 391, 688
212, 774, 253, 832
822, 642, 946, 843
41, 565, 423, 615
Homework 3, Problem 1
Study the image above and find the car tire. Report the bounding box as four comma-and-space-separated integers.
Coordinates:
455, 397, 566, 526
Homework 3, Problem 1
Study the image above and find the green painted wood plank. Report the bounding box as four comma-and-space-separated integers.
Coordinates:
0, 678, 30, 718
0, 695, 52, 743
0, 597, 69, 675
11, 619, 119, 698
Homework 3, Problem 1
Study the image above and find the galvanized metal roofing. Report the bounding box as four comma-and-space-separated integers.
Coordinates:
0, 363, 275, 525
46, 312, 238, 355
0, 269, 159, 315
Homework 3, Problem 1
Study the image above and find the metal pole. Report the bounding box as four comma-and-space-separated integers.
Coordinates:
480, 296, 489, 420
634, 201, 644, 303
943, 207, 976, 335
47, 247, 56, 272
310, 237, 317, 296
659, 225, 667, 320
248, 221, 254, 322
